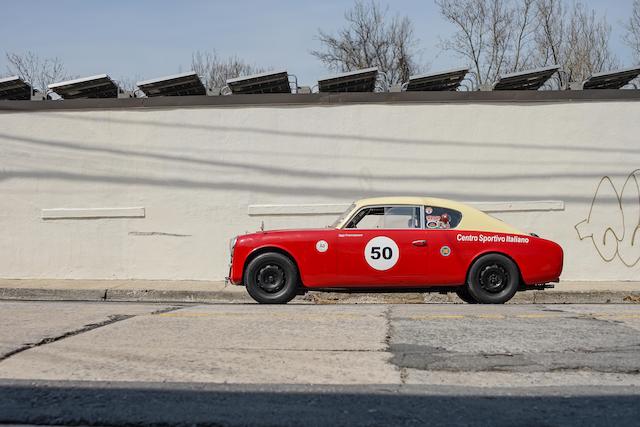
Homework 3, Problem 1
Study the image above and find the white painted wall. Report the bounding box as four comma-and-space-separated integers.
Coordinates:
1, 100, 639, 281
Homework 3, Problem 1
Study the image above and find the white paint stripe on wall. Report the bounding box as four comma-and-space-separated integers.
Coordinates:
248, 204, 351, 216
41, 207, 145, 220
248, 201, 565, 216
470, 201, 565, 213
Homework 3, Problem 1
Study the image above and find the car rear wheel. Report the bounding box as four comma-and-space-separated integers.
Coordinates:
466, 254, 519, 304
245, 252, 299, 304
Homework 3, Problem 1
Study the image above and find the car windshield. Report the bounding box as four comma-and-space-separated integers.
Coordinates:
330, 203, 356, 228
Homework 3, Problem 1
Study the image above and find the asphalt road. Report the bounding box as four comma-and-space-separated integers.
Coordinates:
0, 301, 639, 426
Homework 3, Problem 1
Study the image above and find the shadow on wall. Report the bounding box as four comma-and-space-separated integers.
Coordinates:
0, 167, 629, 204
0, 131, 633, 204
41, 112, 640, 155
1, 381, 639, 426
187, 145, 640, 168
0, 132, 636, 183
576, 170, 640, 267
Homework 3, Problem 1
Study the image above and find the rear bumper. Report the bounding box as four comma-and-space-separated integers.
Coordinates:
520, 240, 564, 285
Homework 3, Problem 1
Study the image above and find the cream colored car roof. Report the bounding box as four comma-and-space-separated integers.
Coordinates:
337, 197, 525, 235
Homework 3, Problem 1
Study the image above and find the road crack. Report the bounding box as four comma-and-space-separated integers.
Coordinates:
382, 306, 408, 385
547, 366, 640, 374
399, 367, 409, 384
0, 314, 134, 363
0, 305, 185, 363
383, 306, 392, 350
150, 306, 184, 315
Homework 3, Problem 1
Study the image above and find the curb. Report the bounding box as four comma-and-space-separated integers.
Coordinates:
305, 290, 640, 304
0, 288, 108, 302
105, 288, 252, 303
0, 287, 252, 303
1, 287, 639, 304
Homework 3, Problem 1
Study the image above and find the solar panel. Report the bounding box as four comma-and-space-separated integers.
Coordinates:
136, 72, 207, 97
226, 70, 291, 94
582, 67, 640, 90
318, 67, 378, 93
406, 67, 469, 91
48, 74, 121, 99
493, 66, 560, 90
0, 75, 35, 100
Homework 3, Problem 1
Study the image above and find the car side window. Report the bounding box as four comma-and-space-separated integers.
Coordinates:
346, 206, 421, 229
424, 206, 463, 229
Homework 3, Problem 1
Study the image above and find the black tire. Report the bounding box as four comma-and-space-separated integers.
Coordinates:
455, 286, 477, 304
244, 252, 299, 304
466, 254, 520, 304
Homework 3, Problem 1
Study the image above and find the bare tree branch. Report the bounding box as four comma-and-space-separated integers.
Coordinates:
436, 0, 533, 86
437, 0, 619, 88
625, 0, 640, 63
5, 51, 69, 92
563, 3, 618, 83
116, 75, 142, 93
533, 0, 564, 68
191, 50, 266, 89
311, 0, 423, 88
510, 0, 536, 72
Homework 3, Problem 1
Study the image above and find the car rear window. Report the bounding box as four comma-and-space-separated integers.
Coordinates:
424, 206, 462, 229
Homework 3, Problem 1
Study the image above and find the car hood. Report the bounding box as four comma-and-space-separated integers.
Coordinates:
241, 228, 332, 238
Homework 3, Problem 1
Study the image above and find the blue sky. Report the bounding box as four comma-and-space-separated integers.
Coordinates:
0, 0, 636, 86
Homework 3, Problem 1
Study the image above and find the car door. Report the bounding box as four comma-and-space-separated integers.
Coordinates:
420, 204, 468, 285
335, 205, 430, 286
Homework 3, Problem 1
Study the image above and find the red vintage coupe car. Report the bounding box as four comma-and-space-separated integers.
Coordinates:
227, 197, 563, 304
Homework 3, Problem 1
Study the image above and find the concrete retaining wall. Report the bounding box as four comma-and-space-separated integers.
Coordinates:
1, 99, 639, 281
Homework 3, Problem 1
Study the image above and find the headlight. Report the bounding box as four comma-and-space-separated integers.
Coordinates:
229, 236, 237, 254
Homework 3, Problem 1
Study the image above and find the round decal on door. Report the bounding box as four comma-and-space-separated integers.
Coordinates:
364, 236, 399, 271
440, 246, 451, 257
316, 240, 329, 253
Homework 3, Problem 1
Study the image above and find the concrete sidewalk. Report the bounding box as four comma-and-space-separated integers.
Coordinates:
0, 279, 639, 304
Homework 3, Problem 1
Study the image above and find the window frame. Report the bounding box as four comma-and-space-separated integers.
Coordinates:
342, 205, 424, 230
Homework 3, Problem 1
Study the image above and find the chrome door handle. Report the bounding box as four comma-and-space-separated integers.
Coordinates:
412, 240, 427, 247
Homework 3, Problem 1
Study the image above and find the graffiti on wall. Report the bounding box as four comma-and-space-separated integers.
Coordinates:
575, 170, 640, 267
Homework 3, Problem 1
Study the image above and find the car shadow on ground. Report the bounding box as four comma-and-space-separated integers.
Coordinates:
0, 380, 638, 426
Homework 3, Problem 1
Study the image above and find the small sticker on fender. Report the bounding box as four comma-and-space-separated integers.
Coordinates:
316, 240, 329, 252
440, 246, 451, 257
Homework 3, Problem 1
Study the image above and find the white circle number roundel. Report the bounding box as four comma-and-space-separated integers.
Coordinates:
364, 236, 399, 271
316, 240, 329, 253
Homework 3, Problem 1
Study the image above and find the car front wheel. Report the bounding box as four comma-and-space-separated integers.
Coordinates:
466, 254, 520, 304
244, 252, 299, 304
